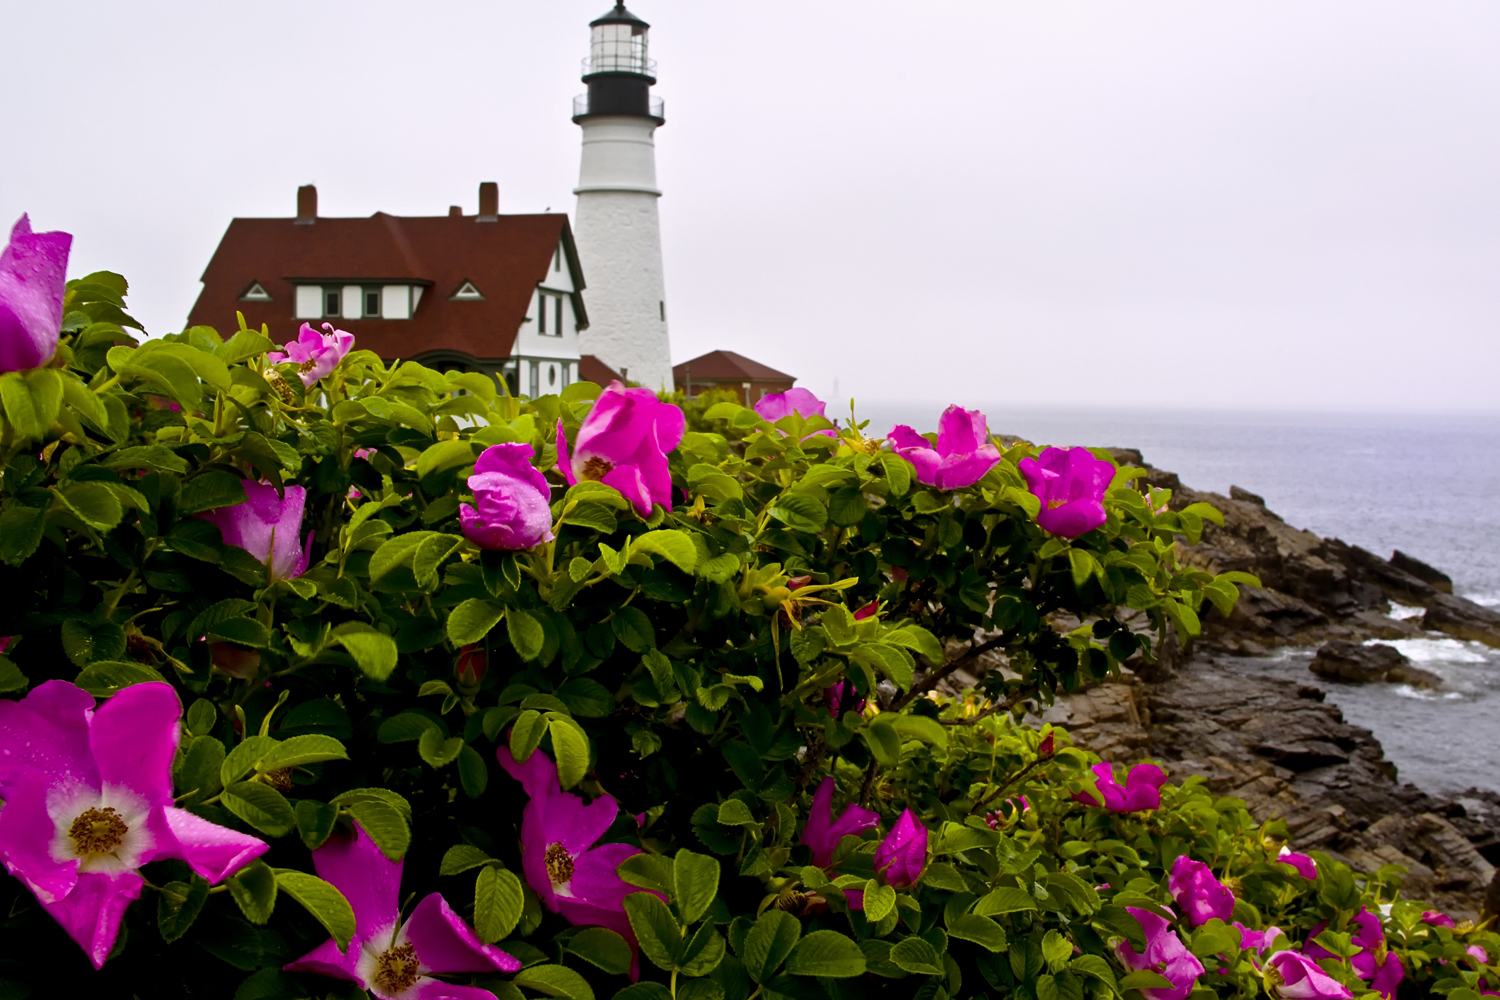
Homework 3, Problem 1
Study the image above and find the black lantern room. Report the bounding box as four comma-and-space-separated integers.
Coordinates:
573, 4, 665, 124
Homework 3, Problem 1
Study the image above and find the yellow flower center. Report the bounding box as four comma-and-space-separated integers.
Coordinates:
373, 941, 420, 995
1047, 498, 1068, 510
545, 842, 574, 886
1264, 965, 1284, 992
1222, 875, 1244, 897
262, 768, 294, 792
68, 806, 128, 858
581, 457, 614, 481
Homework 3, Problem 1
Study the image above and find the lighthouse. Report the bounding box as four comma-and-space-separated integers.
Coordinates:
571, 4, 672, 391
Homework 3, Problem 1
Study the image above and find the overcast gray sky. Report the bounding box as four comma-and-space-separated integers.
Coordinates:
3, 2, 1497, 414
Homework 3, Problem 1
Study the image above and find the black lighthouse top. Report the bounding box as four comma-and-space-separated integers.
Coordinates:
574, 4, 665, 124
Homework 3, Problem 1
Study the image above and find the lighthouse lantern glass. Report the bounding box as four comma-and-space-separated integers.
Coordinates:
591, 22, 649, 74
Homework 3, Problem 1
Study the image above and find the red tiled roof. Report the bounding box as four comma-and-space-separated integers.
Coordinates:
579, 354, 622, 385
187, 212, 583, 362
671, 350, 794, 382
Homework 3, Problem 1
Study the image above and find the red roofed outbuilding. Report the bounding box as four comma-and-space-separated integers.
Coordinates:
187, 183, 587, 397
672, 350, 795, 405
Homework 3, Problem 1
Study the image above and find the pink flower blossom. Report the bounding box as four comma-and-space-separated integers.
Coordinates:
1266, 950, 1354, 1000
824, 679, 866, 717
0, 681, 267, 968
460, 443, 554, 551
1073, 761, 1167, 812
887, 405, 1001, 491
197, 480, 312, 582
0, 214, 71, 374
285, 822, 518, 998
1278, 846, 1318, 879
873, 809, 927, 890
1470, 946, 1491, 964
801, 776, 879, 867
755, 388, 836, 438
853, 600, 879, 620
1018, 446, 1116, 537
1306, 909, 1400, 993
497, 748, 647, 978
353, 447, 377, 461
1235, 924, 1283, 954
984, 796, 1029, 830
1168, 855, 1234, 927
267, 321, 354, 385
556, 381, 685, 518
1115, 907, 1205, 1000
1421, 910, 1455, 929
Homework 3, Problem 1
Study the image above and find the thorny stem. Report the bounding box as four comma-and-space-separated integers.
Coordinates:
970, 757, 1044, 815
889, 634, 1007, 711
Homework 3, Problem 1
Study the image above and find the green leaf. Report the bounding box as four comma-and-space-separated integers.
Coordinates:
73, 659, 166, 698
1041, 929, 1073, 972
418, 727, 464, 768
274, 869, 356, 951
221, 781, 296, 837
0, 655, 28, 694
258, 734, 348, 771
564, 927, 634, 976
178, 472, 249, 514
447, 599, 507, 647
0, 368, 64, 440
562, 502, 621, 533
507, 609, 545, 661
861, 716, 902, 767
294, 799, 338, 850
633, 529, 698, 573
717, 799, 756, 827
619, 854, 676, 894
227, 860, 279, 924
851, 643, 915, 690
612, 606, 656, 652
346, 799, 411, 860
767, 491, 827, 533
784, 930, 867, 978
56, 481, 124, 532
509, 709, 547, 763
61, 618, 126, 666
328, 787, 413, 821
221, 735, 278, 785
417, 438, 479, 479
625, 891, 683, 972
891, 714, 948, 748
673, 847, 720, 925
879, 454, 912, 496
1067, 955, 1117, 992
743, 909, 801, 984
679, 925, 728, 977
440, 843, 497, 876
336, 630, 398, 681
972, 887, 1038, 916
1118, 970, 1176, 991
0, 503, 46, 566
103, 444, 189, 474
862, 883, 897, 923
514, 964, 596, 1000
889, 937, 944, 976
378, 712, 439, 743
157, 876, 210, 943
458, 742, 490, 798
556, 678, 614, 718
548, 715, 590, 789
475, 865, 525, 943
948, 914, 1007, 953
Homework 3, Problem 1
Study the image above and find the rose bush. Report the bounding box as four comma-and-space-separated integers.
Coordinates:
0, 234, 1495, 999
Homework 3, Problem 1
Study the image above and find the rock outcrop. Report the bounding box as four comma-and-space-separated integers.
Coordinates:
1309, 640, 1442, 688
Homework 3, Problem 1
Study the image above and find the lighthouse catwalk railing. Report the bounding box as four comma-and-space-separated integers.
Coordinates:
573, 93, 664, 119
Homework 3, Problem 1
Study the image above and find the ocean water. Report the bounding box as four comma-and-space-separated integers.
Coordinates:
857, 404, 1500, 795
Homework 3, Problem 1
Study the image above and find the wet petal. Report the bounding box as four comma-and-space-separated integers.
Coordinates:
555, 419, 578, 486
0, 679, 96, 797
0, 771, 79, 905
541, 785, 620, 857
405, 892, 520, 973
284, 935, 364, 983
0, 214, 71, 374
89, 682, 181, 804
39, 870, 142, 970
162, 806, 269, 883
567, 842, 641, 909
310, 824, 401, 945
1037, 499, 1107, 537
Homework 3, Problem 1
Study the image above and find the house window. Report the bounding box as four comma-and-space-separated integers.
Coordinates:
554, 296, 563, 335
295, 286, 323, 319
537, 293, 547, 334
365, 289, 380, 317
325, 290, 340, 317
554, 244, 561, 272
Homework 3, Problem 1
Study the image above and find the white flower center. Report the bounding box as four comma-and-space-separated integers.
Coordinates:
47, 784, 154, 883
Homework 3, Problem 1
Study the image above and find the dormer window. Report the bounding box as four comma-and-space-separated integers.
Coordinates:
365, 289, 381, 317
451, 281, 484, 300
240, 281, 271, 302
293, 283, 419, 319
536, 291, 564, 336
325, 290, 341, 317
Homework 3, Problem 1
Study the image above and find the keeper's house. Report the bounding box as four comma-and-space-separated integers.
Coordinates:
187, 183, 592, 398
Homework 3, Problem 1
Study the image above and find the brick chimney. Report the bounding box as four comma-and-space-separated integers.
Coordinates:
296, 185, 317, 225
477, 182, 498, 222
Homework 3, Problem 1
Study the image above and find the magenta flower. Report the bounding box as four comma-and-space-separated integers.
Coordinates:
460, 443, 554, 551
286, 822, 518, 998
0, 215, 71, 374
353, 447, 377, 461
1116, 907, 1205, 1000
1235, 924, 1283, 954
1017, 446, 1116, 537
887, 405, 1001, 491
801, 776, 879, 867
1266, 950, 1354, 1000
1169, 855, 1234, 927
824, 679, 866, 717
497, 748, 646, 977
267, 321, 354, 386
755, 388, 836, 438
197, 480, 312, 582
1421, 910, 1455, 929
1073, 762, 1167, 812
556, 380, 685, 518
874, 808, 928, 890
0, 681, 267, 968
1278, 846, 1318, 879
1306, 910, 1397, 987
984, 796, 1029, 831
1369, 954, 1404, 1000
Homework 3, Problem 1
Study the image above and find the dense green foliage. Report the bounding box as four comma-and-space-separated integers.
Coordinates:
0, 273, 1494, 1000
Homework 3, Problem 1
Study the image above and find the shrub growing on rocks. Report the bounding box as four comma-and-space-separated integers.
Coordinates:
0, 225, 1495, 999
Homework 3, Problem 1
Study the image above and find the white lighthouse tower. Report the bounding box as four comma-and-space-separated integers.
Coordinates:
571, 4, 672, 391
